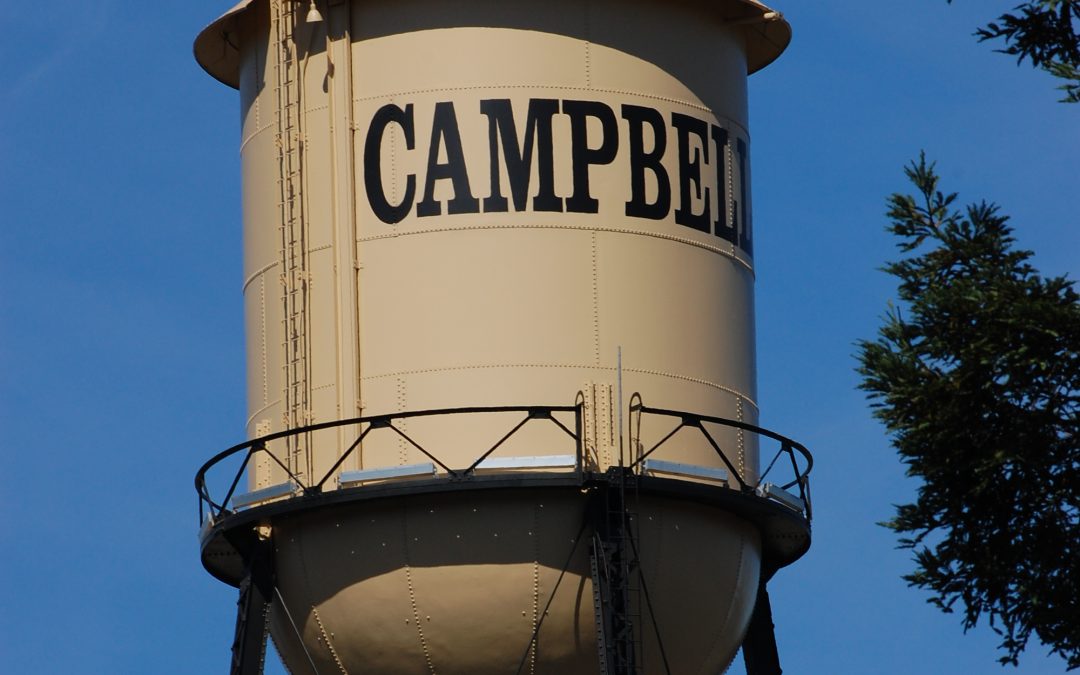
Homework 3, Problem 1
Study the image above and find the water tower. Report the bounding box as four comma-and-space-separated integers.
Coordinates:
193, 1, 812, 673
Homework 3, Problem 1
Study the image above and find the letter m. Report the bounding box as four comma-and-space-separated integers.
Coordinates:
480, 99, 563, 213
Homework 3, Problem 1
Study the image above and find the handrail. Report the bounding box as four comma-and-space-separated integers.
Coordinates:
196, 404, 584, 524
628, 395, 814, 521
196, 398, 814, 527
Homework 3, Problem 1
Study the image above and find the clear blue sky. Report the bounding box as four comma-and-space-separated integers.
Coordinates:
1, 2, 1076, 673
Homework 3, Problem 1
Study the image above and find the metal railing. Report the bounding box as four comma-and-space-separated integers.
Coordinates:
196, 404, 584, 524
196, 396, 814, 526
628, 394, 814, 521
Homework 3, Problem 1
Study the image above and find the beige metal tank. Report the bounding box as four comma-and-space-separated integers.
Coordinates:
194, 1, 811, 674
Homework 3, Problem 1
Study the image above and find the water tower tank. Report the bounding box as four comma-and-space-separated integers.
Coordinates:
193, 1, 813, 673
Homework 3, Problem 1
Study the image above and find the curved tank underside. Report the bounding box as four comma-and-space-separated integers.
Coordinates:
201, 471, 810, 674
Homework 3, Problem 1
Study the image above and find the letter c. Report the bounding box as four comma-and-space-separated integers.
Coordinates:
364, 103, 416, 224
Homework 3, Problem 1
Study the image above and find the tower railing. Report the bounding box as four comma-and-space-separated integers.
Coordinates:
195, 397, 813, 527
628, 394, 814, 521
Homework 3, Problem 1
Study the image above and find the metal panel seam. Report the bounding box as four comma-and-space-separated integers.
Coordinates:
260, 275, 268, 406
403, 507, 437, 675
243, 259, 281, 294
359, 364, 759, 410
240, 120, 277, 154
246, 397, 283, 429
591, 231, 600, 366
530, 503, 541, 673
243, 245, 331, 294
357, 224, 752, 274
311, 606, 349, 674
352, 84, 718, 119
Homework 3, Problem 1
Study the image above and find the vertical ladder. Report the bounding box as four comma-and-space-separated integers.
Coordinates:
591, 468, 643, 675
272, 0, 311, 480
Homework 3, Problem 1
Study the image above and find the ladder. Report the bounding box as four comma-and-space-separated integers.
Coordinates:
272, 0, 311, 480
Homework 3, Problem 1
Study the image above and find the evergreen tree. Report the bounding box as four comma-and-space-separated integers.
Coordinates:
951, 0, 1080, 102
857, 155, 1080, 668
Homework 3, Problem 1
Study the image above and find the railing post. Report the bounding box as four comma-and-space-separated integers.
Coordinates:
575, 402, 584, 475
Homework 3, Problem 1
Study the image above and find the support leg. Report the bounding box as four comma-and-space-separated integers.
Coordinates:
230, 533, 275, 675
590, 471, 640, 675
741, 580, 782, 675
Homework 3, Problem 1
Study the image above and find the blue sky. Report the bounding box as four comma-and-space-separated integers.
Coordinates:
1, 2, 1076, 673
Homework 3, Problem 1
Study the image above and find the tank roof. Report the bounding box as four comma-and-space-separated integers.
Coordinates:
194, 0, 791, 88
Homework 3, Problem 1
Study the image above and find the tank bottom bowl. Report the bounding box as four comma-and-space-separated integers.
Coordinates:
262, 485, 761, 675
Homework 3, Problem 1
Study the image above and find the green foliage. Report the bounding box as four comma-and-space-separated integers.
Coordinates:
857, 155, 1080, 669
950, 0, 1080, 102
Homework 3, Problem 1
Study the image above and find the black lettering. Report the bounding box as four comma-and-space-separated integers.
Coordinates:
622, 104, 670, 220
711, 125, 736, 245
480, 99, 563, 213
364, 103, 416, 225
736, 137, 751, 255
416, 102, 480, 218
563, 100, 619, 214
671, 112, 710, 233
